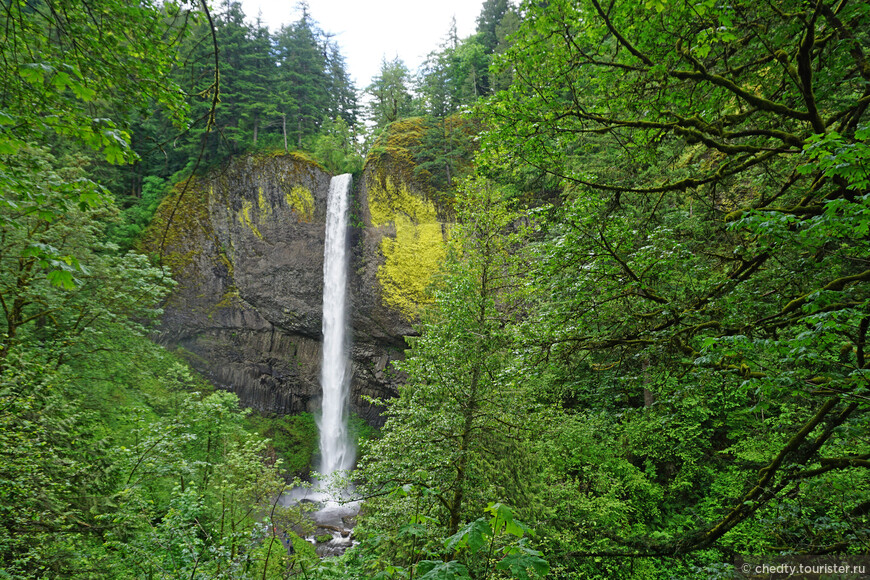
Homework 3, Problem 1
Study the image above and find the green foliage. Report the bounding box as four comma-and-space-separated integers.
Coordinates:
107, 175, 170, 250
105, 389, 303, 579
245, 411, 319, 477
344, 496, 548, 580
366, 57, 416, 131
312, 115, 365, 175
0, 356, 114, 577
0, 0, 190, 166
416, 0, 518, 117
447, 503, 549, 580
412, 115, 480, 194
471, 0, 870, 573
353, 179, 547, 575
349, 413, 381, 445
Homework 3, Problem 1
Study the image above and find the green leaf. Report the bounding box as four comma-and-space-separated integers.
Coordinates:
0, 136, 25, 155
397, 522, 427, 539
445, 517, 491, 553
486, 502, 524, 536
416, 560, 472, 580
19, 62, 53, 84
496, 549, 550, 579
47, 269, 76, 290
78, 190, 103, 208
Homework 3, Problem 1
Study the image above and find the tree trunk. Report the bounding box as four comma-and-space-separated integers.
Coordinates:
282, 114, 288, 152
448, 365, 481, 535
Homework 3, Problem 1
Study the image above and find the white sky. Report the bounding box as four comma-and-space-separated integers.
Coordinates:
237, 0, 485, 89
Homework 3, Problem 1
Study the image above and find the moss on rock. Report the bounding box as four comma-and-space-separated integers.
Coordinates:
140, 176, 213, 272
378, 217, 448, 318
285, 185, 314, 222
238, 199, 264, 240
363, 119, 455, 321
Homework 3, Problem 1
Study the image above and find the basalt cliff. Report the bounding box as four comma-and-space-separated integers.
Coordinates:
144, 128, 450, 425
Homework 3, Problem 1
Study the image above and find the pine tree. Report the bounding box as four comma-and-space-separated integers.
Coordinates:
274, 4, 329, 149
366, 56, 415, 130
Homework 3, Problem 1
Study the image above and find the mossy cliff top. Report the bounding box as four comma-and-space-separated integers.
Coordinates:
141, 152, 328, 275
364, 117, 455, 224
359, 119, 454, 321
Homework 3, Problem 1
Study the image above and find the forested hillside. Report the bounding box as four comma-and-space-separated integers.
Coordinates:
1, 0, 867, 578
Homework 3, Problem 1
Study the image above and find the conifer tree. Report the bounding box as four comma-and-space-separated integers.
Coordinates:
274, 3, 329, 149
366, 56, 415, 130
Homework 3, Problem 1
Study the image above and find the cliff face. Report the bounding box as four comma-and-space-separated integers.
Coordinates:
146, 147, 448, 425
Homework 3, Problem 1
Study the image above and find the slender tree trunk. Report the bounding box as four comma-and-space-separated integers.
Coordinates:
282, 114, 288, 151
448, 365, 481, 535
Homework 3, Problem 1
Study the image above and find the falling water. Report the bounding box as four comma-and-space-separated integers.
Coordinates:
318, 173, 354, 476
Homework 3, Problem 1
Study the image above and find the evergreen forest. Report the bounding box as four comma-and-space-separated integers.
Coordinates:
0, 0, 868, 578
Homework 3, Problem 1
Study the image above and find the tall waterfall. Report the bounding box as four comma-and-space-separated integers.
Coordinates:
318, 173, 354, 476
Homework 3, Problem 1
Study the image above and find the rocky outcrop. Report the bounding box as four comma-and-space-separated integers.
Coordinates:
141, 155, 369, 424
146, 130, 451, 426
352, 118, 453, 324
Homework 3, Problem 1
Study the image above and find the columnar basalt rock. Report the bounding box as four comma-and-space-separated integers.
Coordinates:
145, 153, 401, 424
145, 132, 451, 426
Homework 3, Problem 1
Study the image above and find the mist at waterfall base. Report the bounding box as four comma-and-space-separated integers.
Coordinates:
281, 174, 359, 557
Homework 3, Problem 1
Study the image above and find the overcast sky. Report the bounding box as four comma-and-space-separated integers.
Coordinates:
237, 0, 485, 89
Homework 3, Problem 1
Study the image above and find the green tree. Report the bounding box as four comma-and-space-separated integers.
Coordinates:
366, 56, 416, 131
417, 21, 463, 119
274, 4, 330, 150
475, 0, 510, 55
324, 41, 360, 129
355, 179, 544, 574
312, 115, 365, 174
211, 0, 276, 154
412, 115, 479, 194
478, 0, 870, 570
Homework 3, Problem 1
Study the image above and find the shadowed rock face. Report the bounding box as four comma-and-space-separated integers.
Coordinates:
146, 153, 416, 425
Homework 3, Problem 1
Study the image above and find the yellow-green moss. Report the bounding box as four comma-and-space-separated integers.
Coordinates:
285, 185, 314, 222
218, 245, 234, 279
257, 186, 272, 217
282, 149, 325, 171
238, 200, 263, 240
362, 119, 461, 318
140, 176, 210, 272
213, 287, 241, 310
368, 175, 438, 227
366, 135, 448, 319
365, 117, 426, 169
377, 216, 448, 319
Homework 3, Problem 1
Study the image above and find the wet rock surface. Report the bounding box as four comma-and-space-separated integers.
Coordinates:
281, 487, 360, 558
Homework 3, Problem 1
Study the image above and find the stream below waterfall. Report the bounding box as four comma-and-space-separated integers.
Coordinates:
280, 486, 360, 557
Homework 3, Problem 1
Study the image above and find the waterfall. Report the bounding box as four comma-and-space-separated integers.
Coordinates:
318, 173, 354, 476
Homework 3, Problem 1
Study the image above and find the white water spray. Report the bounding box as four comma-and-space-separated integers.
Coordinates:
318, 173, 354, 476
